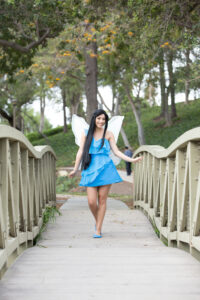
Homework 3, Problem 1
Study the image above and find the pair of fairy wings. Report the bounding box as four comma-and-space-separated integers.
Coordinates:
71, 114, 124, 165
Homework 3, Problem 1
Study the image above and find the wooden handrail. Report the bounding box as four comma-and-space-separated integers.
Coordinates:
0, 125, 56, 278
133, 126, 200, 261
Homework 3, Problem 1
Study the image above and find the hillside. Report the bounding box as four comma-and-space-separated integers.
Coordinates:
28, 99, 200, 167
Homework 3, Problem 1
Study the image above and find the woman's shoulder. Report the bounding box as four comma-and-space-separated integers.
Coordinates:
105, 130, 113, 140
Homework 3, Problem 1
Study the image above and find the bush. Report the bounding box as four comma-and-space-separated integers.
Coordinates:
43, 126, 63, 137
56, 176, 79, 193
26, 131, 42, 142
26, 126, 65, 142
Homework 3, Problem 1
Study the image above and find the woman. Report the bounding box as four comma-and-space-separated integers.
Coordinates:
69, 109, 142, 238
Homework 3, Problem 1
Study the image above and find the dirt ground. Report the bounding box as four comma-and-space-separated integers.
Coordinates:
110, 180, 133, 196
69, 179, 133, 195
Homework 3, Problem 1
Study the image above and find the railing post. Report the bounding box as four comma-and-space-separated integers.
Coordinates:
133, 127, 200, 261
0, 125, 57, 278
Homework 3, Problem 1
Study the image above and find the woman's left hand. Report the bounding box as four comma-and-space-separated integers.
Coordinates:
132, 156, 143, 163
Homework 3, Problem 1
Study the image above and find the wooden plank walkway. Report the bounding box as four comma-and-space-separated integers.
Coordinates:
0, 195, 200, 300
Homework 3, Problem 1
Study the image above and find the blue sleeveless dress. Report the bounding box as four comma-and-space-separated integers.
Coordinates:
79, 130, 123, 187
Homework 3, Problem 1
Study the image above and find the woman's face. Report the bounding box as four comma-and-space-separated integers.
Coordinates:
95, 114, 106, 129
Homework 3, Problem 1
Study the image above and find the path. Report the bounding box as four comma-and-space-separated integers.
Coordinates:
0, 196, 200, 300
117, 169, 133, 183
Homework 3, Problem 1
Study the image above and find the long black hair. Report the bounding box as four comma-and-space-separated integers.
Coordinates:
81, 109, 109, 170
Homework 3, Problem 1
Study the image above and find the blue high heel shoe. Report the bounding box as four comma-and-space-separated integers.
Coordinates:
93, 233, 102, 238
95, 225, 102, 235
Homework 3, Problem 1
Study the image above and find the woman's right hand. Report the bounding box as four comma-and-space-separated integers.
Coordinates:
68, 169, 77, 178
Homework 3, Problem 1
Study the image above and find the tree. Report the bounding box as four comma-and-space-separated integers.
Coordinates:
22, 107, 52, 134
0, 0, 68, 74
0, 71, 36, 130
30, 32, 86, 132
29, 63, 54, 132
126, 0, 200, 123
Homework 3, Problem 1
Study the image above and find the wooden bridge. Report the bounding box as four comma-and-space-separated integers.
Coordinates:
0, 125, 200, 299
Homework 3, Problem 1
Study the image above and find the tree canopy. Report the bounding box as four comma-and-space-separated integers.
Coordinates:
0, 0, 200, 146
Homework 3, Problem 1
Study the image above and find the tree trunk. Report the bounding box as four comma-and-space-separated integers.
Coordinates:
13, 103, 17, 128
97, 89, 110, 112
148, 83, 155, 107
111, 84, 117, 115
185, 48, 190, 104
114, 97, 119, 115
61, 88, 67, 133
167, 51, 177, 119
84, 26, 98, 122
159, 52, 166, 117
118, 104, 131, 148
69, 93, 81, 122
124, 86, 145, 145
159, 51, 171, 125
70, 101, 79, 117
15, 104, 23, 131
164, 89, 171, 126
39, 96, 45, 132
120, 127, 132, 149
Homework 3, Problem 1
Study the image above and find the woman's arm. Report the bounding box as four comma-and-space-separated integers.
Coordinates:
68, 131, 86, 177
108, 131, 142, 163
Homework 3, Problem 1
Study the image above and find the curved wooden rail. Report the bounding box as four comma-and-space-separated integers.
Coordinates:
133, 127, 200, 261
0, 125, 56, 278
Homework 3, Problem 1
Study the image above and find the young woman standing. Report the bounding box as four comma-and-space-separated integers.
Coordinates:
69, 109, 142, 238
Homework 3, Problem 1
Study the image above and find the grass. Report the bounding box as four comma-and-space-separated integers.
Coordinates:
27, 99, 200, 167
56, 176, 80, 194
31, 130, 79, 167
117, 99, 200, 151
33, 206, 62, 245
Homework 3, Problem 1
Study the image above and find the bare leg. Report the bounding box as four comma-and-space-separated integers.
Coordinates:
86, 187, 98, 223
96, 184, 111, 235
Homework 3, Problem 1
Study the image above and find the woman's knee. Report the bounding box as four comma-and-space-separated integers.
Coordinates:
98, 193, 107, 207
87, 187, 98, 208
98, 185, 111, 206
88, 198, 97, 208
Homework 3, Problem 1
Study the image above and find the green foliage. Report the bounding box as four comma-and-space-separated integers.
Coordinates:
26, 131, 43, 142
0, 0, 67, 74
118, 99, 200, 150
56, 176, 79, 194
22, 108, 52, 134
44, 126, 67, 137
0, 72, 37, 114
33, 205, 61, 245
151, 217, 160, 239
26, 126, 64, 142
31, 129, 78, 167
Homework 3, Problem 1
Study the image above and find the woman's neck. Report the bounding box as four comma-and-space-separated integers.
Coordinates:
95, 127, 104, 133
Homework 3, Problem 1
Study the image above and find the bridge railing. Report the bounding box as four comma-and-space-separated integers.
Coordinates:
0, 125, 56, 278
133, 127, 200, 261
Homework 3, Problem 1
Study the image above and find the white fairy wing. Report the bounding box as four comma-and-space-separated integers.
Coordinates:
71, 114, 89, 146
109, 151, 121, 165
108, 116, 124, 142
107, 116, 124, 165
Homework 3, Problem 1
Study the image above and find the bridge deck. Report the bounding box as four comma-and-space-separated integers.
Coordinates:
0, 196, 200, 300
